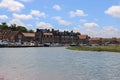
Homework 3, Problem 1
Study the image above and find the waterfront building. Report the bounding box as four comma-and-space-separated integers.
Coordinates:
52, 29, 61, 43
102, 38, 119, 45
0, 30, 24, 43
89, 38, 102, 45
35, 29, 79, 45
1, 29, 119, 46
23, 33, 35, 42
78, 34, 89, 45
35, 29, 54, 44
0, 30, 35, 45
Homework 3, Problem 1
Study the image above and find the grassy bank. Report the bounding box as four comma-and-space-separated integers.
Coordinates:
68, 45, 120, 52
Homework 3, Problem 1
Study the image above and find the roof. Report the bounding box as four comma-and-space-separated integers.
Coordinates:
43, 32, 53, 35
0, 31, 20, 39
78, 35, 88, 39
23, 33, 35, 37
8, 31, 20, 38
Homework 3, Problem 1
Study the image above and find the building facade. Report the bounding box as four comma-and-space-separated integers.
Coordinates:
35, 29, 79, 45
78, 34, 89, 45
0, 30, 24, 43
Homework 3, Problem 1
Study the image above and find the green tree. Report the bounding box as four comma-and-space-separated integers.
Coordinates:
17, 26, 28, 32
0, 22, 9, 30
76, 32, 81, 35
28, 29, 34, 33
0, 23, 35, 33
9, 24, 17, 31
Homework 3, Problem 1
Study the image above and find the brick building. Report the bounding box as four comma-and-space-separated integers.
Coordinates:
78, 34, 89, 45
0, 30, 24, 43
35, 29, 79, 45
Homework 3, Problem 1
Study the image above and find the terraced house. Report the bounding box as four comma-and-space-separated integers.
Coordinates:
35, 29, 79, 45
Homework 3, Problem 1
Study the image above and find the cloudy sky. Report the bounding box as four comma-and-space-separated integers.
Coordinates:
0, 0, 120, 38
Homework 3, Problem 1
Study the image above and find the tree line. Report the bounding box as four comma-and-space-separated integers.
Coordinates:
0, 22, 34, 33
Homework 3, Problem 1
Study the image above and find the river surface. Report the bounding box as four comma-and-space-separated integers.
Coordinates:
0, 47, 120, 80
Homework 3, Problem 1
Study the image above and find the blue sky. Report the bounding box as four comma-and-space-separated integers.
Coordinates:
0, 0, 120, 38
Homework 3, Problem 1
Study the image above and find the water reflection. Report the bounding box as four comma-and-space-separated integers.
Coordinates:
0, 47, 120, 80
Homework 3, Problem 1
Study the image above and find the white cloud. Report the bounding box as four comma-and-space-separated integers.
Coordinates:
84, 22, 99, 28
70, 9, 88, 17
9, 19, 26, 27
52, 16, 61, 20
9, 19, 34, 30
36, 22, 54, 29
27, 24, 33, 27
26, 24, 34, 30
105, 5, 120, 18
73, 27, 80, 32
101, 26, 120, 37
0, 0, 24, 12
53, 4, 61, 11
73, 27, 97, 37
19, 0, 32, 2
30, 10, 46, 17
79, 19, 87, 23
0, 15, 8, 20
52, 16, 71, 26
13, 13, 33, 20
58, 28, 71, 32
73, 26, 120, 38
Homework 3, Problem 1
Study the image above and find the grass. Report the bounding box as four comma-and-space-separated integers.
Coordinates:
67, 45, 120, 53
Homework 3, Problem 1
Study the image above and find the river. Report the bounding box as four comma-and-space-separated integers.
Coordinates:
0, 47, 120, 80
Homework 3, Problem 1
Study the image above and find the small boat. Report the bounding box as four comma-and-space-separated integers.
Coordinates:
44, 43, 51, 47
70, 43, 77, 46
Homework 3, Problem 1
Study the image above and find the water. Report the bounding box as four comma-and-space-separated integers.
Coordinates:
0, 47, 120, 80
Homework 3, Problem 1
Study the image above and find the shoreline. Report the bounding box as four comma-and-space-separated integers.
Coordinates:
0, 45, 43, 48
0, 45, 65, 48
67, 45, 120, 53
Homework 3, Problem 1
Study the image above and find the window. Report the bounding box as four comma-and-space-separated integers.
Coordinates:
18, 34, 22, 39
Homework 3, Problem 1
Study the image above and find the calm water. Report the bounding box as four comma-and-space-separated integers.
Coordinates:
0, 47, 120, 80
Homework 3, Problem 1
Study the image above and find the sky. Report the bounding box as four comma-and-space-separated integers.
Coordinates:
0, 0, 120, 38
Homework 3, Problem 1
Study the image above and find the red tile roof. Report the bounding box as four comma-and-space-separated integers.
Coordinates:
0, 30, 22, 40
8, 31, 20, 38
78, 35, 88, 39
